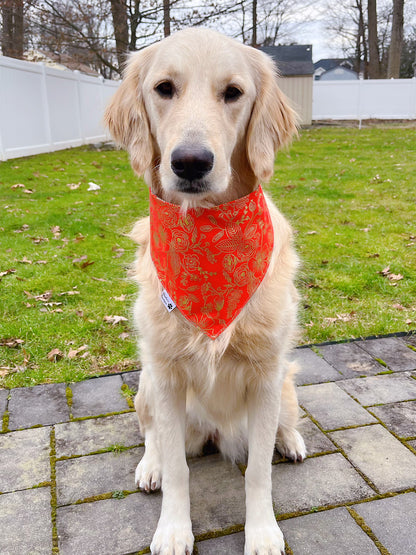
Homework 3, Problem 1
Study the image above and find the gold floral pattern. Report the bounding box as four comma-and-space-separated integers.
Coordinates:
150, 186, 274, 339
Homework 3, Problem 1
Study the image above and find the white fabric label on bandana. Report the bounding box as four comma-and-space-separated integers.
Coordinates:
161, 288, 176, 312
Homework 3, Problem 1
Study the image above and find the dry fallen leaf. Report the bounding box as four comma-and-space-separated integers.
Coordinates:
112, 295, 126, 302
118, 332, 130, 340
324, 312, 356, 325
0, 269, 16, 279
18, 256, 32, 264
47, 348, 64, 362
104, 315, 128, 325
0, 337, 24, 348
68, 345, 89, 359
13, 224, 30, 233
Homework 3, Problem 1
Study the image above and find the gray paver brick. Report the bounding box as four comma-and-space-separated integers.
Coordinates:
298, 416, 337, 455
338, 373, 416, 406
189, 454, 245, 536
0, 488, 53, 555
353, 493, 416, 555
369, 400, 416, 438
7, 383, 69, 430
55, 411, 142, 458
272, 453, 373, 514
330, 425, 416, 493
0, 427, 50, 492
298, 382, 376, 430
56, 447, 143, 505
70, 375, 128, 417
57, 491, 161, 555
197, 532, 245, 554
317, 342, 385, 377
293, 348, 342, 385
0, 388, 8, 420
406, 334, 416, 347
357, 337, 416, 371
279, 507, 379, 555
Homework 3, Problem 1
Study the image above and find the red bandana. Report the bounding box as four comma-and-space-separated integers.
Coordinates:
149, 186, 274, 339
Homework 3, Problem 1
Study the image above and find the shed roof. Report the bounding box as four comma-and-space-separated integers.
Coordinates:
260, 45, 314, 76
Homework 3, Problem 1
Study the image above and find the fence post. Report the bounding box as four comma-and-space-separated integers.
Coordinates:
39, 62, 53, 151
357, 78, 363, 129
74, 70, 84, 144
412, 78, 416, 119
0, 62, 5, 160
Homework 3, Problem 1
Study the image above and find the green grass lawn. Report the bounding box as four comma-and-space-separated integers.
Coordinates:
1, 126, 415, 388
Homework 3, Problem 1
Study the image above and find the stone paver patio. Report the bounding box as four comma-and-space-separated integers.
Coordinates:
1, 334, 416, 554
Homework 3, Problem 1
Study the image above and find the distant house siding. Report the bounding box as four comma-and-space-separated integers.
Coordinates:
320, 67, 358, 81
278, 75, 312, 125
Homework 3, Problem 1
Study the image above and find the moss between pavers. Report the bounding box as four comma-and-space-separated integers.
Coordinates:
49, 428, 59, 553
70, 408, 134, 423
55, 442, 143, 462
121, 383, 135, 409
346, 507, 390, 555
2, 409, 9, 433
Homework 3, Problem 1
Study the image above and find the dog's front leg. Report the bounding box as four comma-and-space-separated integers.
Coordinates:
150, 379, 193, 555
244, 376, 285, 555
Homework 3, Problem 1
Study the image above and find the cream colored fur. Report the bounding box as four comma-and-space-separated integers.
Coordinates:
105, 27, 306, 555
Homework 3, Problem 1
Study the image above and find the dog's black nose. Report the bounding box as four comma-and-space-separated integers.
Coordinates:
171, 146, 214, 182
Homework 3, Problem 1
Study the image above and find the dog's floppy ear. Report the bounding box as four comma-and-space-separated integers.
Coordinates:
104, 48, 154, 176
246, 49, 298, 183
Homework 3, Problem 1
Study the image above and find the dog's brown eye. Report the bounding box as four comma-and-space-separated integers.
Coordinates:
224, 86, 243, 102
155, 81, 174, 99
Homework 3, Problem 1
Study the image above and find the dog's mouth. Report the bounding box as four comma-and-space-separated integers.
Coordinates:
175, 178, 209, 195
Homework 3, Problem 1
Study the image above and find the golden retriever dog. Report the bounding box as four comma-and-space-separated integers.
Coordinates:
105, 27, 305, 555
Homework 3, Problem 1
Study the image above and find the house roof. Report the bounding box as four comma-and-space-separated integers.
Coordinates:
260, 45, 314, 76
314, 58, 354, 72
24, 49, 100, 76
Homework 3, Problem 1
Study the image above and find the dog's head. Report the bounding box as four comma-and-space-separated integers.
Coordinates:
105, 28, 297, 205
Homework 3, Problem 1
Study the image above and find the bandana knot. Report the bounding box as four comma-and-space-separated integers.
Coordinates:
150, 186, 274, 339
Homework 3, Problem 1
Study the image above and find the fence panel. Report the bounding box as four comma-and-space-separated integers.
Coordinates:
0, 56, 118, 161
313, 79, 416, 121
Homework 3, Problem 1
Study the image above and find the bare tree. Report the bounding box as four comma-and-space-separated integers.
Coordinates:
355, 0, 368, 77
1, 0, 24, 58
387, 0, 404, 77
252, 0, 257, 46
368, 0, 381, 77
110, 0, 129, 69
163, 0, 170, 37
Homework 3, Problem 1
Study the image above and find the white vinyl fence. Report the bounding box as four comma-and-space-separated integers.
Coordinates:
313, 78, 416, 121
1, 54, 416, 161
0, 56, 119, 161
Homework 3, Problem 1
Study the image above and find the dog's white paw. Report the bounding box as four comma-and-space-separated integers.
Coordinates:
276, 428, 306, 462
135, 454, 162, 492
244, 523, 285, 555
150, 520, 194, 555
